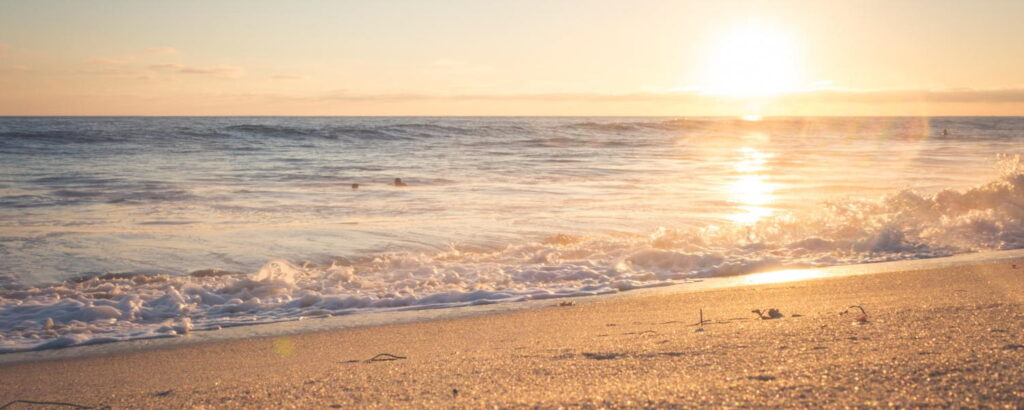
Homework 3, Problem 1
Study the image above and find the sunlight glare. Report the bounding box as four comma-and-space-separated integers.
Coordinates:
742, 268, 826, 285
702, 21, 803, 97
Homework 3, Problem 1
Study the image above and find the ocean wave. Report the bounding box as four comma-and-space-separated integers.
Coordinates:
560, 118, 738, 133
1, 118, 1014, 154
0, 178, 197, 208
224, 123, 476, 141
555, 117, 1021, 141
0, 130, 125, 144
2, 155, 1024, 353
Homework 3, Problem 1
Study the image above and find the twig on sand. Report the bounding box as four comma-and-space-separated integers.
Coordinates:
691, 308, 710, 326
340, 353, 408, 364
0, 400, 100, 409
367, 353, 407, 362
692, 308, 709, 332
840, 305, 870, 324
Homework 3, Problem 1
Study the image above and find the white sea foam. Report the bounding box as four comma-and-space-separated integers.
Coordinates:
2, 156, 1023, 353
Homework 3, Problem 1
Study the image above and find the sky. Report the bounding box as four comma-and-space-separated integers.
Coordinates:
1, 0, 1023, 116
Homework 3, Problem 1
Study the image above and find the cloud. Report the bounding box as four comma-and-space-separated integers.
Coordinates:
270, 74, 303, 80
79, 60, 245, 79
787, 87, 1024, 104
302, 87, 1024, 105
304, 90, 696, 103
0, 44, 8, 55
178, 64, 242, 76
146, 63, 184, 71
147, 63, 243, 77
81, 47, 241, 79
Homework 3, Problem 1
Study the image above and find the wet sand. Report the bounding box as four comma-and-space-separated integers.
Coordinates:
1, 260, 1023, 408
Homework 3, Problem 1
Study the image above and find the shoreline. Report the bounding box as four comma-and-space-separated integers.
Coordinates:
1, 252, 1022, 407
3, 249, 1024, 365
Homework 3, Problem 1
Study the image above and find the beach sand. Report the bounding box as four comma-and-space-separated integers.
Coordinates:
1, 261, 1022, 408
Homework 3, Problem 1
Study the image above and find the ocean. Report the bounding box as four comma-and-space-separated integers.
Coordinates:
1, 116, 1022, 352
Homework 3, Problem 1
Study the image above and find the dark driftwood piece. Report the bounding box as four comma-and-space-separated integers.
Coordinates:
0, 400, 99, 409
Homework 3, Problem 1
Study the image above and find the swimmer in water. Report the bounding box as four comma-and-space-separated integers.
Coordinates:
942, 128, 949, 136
393, 178, 407, 187
351, 183, 359, 190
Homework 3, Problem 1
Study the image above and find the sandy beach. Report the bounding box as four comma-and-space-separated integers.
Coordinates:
4, 1, 1024, 408
1, 259, 1022, 408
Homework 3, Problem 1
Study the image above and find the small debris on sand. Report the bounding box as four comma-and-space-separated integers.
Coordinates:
752, 308, 784, 320
341, 353, 407, 364
840, 305, 870, 325
366, 353, 406, 362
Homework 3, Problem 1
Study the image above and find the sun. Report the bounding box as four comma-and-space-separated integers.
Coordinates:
701, 21, 804, 97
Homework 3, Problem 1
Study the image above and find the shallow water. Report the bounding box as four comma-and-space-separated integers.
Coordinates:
1, 116, 1023, 352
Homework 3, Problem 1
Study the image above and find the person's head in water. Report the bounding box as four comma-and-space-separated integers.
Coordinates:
393, 178, 407, 187
351, 183, 359, 190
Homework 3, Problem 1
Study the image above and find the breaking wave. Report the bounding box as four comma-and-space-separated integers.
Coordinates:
2, 155, 1023, 353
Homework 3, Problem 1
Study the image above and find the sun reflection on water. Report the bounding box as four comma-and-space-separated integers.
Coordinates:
727, 146, 777, 224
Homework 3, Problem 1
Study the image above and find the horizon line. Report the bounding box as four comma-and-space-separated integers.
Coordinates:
1, 114, 1023, 118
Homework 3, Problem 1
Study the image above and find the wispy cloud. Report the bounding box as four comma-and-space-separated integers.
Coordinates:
301, 87, 1024, 104
270, 74, 303, 80
80, 55, 244, 79
145, 63, 183, 71
178, 65, 243, 76
148, 63, 243, 77
786, 87, 1024, 104
80, 46, 242, 79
